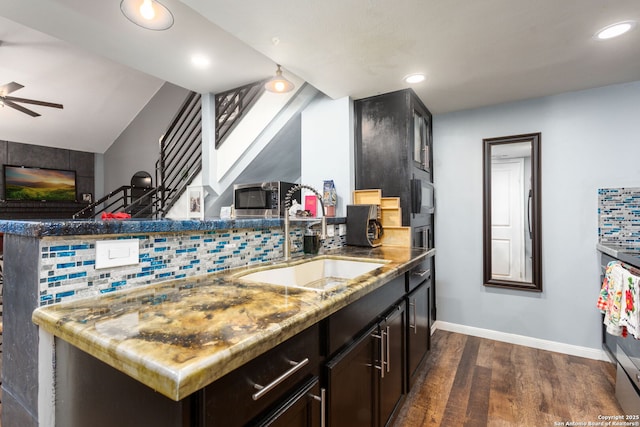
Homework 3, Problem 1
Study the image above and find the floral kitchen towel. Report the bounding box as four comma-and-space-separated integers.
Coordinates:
621, 266, 640, 339
598, 261, 626, 337
598, 260, 640, 339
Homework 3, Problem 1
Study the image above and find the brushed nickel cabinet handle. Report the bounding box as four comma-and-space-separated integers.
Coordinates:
372, 332, 385, 378
411, 269, 430, 278
310, 388, 326, 427
409, 299, 417, 334
252, 358, 309, 401
385, 325, 391, 373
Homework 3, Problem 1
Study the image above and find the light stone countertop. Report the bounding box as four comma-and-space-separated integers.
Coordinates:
32, 245, 434, 401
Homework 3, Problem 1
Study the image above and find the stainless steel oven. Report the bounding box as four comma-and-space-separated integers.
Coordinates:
616, 341, 640, 413
599, 248, 640, 413
233, 182, 299, 217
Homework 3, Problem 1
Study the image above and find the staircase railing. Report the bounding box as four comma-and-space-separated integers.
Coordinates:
74, 79, 272, 220
72, 185, 163, 219
215, 80, 266, 148
125, 186, 165, 218
155, 91, 203, 217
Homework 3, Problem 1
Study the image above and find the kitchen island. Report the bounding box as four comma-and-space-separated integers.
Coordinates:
0, 217, 434, 427
32, 245, 428, 400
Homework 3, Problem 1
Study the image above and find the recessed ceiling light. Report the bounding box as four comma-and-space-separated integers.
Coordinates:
404, 73, 426, 84
594, 20, 636, 40
191, 55, 211, 69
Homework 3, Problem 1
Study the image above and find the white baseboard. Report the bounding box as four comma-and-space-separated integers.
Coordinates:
433, 320, 610, 362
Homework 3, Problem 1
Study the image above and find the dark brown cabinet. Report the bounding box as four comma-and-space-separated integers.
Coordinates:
378, 305, 405, 427
406, 279, 431, 389
325, 299, 406, 427
355, 89, 436, 331
326, 324, 376, 427
354, 88, 433, 227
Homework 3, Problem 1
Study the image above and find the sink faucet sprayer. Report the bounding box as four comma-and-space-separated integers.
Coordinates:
283, 184, 327, 260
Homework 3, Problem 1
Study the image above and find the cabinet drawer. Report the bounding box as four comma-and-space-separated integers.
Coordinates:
255, 377, 322, 427
203, 324, 321, 427
407, 258, 431, 292
326, 275, 405, 357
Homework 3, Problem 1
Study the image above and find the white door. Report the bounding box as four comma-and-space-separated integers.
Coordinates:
491, 159, 525, 281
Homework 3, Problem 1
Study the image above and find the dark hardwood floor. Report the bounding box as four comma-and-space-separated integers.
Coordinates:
0, 328, 622, 427
395, 330, 623, 427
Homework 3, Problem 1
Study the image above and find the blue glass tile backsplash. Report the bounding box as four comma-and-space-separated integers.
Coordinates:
598, 187, 640, 247
38, 225, 346, 306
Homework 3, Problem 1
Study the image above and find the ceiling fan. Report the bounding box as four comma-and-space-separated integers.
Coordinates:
0, 81, 64, 117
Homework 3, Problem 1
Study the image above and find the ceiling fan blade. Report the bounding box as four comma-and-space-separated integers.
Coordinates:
0, 81, 24, 96
3, 96, 63, 109
1, 97, 41, 117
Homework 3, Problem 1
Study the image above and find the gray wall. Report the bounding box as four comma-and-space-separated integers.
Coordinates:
101, 82, 190, 198
0, 140, 94, 200
433, 80, 640, 350
2, 235, 42, 427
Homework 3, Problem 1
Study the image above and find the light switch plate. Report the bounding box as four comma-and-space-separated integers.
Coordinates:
95, 239, 140, 269
338, 224, 346, 236
326, 225, 335, 237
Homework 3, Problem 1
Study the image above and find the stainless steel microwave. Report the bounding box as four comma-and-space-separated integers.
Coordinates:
411, 177, 435, 215
233, 182, 299, 217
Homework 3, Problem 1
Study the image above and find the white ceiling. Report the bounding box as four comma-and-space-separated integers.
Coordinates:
1, 0, 639, 153
0, 14, 165, 153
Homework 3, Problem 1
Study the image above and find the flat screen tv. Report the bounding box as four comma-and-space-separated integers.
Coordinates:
4, 165, 77, 202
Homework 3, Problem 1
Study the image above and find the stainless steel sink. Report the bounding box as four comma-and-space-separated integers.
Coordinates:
235, 257, 388, 292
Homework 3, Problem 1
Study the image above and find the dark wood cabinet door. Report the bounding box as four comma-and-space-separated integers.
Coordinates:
256, 377, 322, 427
326, 324, 377, 427
378, 304, 405, 427
407, 281, 430, 389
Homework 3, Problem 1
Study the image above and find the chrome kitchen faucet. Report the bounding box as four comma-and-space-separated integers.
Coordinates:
283, 184, 327, 260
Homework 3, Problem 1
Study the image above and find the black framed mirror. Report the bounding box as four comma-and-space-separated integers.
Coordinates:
483, 133, 541, 292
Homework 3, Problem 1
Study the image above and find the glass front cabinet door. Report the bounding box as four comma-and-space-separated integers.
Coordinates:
412, 109, 431, 173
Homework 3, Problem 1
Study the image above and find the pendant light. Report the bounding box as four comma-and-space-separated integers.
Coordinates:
264, 65, 295, 93
120, 0, 174, 31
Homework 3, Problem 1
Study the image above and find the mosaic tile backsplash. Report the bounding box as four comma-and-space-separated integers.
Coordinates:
39, 225, 346, 306
598, 187, 640, 247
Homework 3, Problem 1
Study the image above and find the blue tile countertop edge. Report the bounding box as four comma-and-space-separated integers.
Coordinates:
0, 217, 347, 237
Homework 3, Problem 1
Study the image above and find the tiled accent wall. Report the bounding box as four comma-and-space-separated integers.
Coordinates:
39, 225, 346, 306
598, 187, 640, 247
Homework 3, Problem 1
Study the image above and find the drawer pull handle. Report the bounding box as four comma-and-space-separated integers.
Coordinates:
252, 358, 310, 401
412, 269, 430, 278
